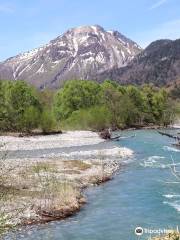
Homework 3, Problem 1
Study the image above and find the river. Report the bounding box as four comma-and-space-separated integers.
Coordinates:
4, 129, 180, 240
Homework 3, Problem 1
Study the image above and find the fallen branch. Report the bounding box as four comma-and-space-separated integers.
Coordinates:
157, 131, 180, 141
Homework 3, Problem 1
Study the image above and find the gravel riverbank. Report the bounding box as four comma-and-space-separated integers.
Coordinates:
0, 131, 133, 233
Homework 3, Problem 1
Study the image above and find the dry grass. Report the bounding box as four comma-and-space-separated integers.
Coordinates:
0, 156, 115, 230
31, 162, 57, 173
63, 160, 91, 171
0, 159, 84, 228
152, 232, 180, 240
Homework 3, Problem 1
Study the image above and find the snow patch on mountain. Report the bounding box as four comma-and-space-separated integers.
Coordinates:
0, 25, 142, 89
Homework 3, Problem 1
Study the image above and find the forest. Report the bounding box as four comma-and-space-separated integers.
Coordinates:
0, 79, 178, 133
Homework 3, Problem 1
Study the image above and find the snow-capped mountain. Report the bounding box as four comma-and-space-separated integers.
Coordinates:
0, 25, 142, 89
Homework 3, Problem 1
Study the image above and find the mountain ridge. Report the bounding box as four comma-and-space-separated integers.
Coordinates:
0, 25, 179, 89
0, 25, 142, 89
97, 38, 180, 86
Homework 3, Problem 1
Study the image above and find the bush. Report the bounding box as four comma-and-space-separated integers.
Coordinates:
20, 106, 40, 133
40, 110, 57, 133
62, 106, 111, 131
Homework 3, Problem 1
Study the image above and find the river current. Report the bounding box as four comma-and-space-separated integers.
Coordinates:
4, 129, 180, 240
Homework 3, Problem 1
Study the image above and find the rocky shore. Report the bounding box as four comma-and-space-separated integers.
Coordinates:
0, 131, 133, 234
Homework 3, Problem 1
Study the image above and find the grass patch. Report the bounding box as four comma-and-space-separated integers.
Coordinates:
63, 160, 91, 171
31, 162, 57, 173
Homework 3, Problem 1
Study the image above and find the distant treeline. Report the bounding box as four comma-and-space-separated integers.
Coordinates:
0, 80, 178, 133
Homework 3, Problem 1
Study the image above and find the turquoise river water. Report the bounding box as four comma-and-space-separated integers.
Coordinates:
4, 129, 180, 240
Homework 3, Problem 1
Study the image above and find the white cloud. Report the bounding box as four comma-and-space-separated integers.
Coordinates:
149, 0, 168, 10
0, 4, 14, 13
134, 18, 180, 48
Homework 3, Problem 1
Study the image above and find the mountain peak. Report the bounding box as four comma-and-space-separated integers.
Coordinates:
0, 25, 142, 89
72, 24, 104, 32
63, 25, 105, 38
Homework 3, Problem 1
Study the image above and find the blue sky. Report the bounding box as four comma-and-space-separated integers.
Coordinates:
0, 0, 180, 61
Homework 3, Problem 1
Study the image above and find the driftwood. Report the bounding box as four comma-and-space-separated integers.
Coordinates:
99, 129, 122, 140
157, 131, 180, 141
111, 134, 136, 141
99, 129, 111, 139
158, 131, 180, 148
99, 129, 136, 141
111, 136, 121, 140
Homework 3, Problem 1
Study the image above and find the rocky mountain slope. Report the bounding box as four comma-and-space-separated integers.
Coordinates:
0, 25, 141, 89
97, 39, 180, 86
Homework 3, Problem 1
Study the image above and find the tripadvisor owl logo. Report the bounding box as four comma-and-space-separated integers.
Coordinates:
135, 227, 144, 236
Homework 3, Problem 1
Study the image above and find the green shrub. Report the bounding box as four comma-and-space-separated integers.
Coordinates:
40, 110, 57, 133
20, 106, 40, 133
62, 105, 111, 131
